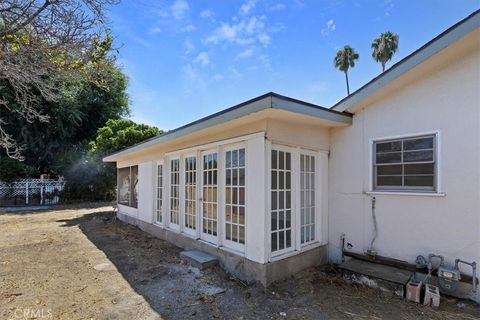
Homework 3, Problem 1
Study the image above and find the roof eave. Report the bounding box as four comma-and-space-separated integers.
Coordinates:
103, 92, 352, 162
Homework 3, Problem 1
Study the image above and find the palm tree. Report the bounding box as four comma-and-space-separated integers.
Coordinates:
334, 45, 359, 95
371, 31, 399, 72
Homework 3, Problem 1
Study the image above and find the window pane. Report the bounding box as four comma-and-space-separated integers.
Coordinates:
403, 137, 433, 151
404, 175, 434, 187
131, 166, 138, 208
376, 141, 401, 153
271, 233, 277, 252
226, 151, 231, 168
118, 167, 130, 206
377, 165, 402, 175
272, 150, 278, 169
404, 163, 434, 175
403, 150, 433, 162
239, 149, 245, 167
377, 175, 402, 186
376, 152, 401, 164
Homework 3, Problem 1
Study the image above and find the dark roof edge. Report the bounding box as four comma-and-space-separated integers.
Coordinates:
331, 9, 480, 112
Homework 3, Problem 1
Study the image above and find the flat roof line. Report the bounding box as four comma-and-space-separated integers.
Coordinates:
103, 92, 351, 162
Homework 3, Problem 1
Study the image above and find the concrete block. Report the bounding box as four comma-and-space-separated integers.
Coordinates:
406, 280, 423, 303
180, 250, 218, 270
423, 284, 440, 307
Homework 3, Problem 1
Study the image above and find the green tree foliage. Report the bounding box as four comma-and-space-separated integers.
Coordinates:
0, 0, 118, 159
334, 45, 359, 95
62, 119, 161, 201
371, 31, 399, 72
0, 63, 129, 177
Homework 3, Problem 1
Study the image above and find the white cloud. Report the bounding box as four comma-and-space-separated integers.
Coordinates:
257, 33, 270, 46
267, 3, 286, 11
193, 52, 210, 66
240, 0, 256, 15
200, 9, 214, 19
204, 16, 271, 47
171, 0, 189, 20
321, 19, 336, 36
237, 48, 254, 58
179, 24, 196, 33
149, 27, 162, 34
184, 38, 195, 55
210, 73, 224, 81
181, 64, 206, 91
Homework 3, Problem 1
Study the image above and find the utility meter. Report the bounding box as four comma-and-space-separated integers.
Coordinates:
437, 266, 461, 293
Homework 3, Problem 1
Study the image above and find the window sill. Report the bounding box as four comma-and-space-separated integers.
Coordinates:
366, 191, 446, 197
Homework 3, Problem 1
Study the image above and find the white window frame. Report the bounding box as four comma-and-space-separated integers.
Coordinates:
299, 149, 317, 247
268, 143, 322, 259
368, 131, 442, 195
222, 142, 247, 253
168, 156, 181, 231
200, 148, 220, 244
155, 159, 165, 226
183, 152, 198, 236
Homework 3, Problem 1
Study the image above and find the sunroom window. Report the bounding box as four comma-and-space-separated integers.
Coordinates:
156, 163, 164, 223
373, 135, 436, 191
184, 156, 197, 230
170, 158, 180, 225
118, 166, 138, 208
300, 154, 315, 244
225, 148, 246, 244
271, 149, 292, 253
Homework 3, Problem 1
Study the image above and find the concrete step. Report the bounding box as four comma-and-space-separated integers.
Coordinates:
180, 250, 218, 270
339, 258, 414, 296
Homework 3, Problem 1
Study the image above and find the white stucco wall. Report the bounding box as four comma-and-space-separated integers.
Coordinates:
328, 39, 480, 293
137, 161, 155, 223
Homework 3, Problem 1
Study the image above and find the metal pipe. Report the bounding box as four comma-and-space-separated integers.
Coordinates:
455, 259, 477, 293
367, 196, 378, 256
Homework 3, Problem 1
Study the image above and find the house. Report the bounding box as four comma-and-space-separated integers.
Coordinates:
104, 11, 480, 302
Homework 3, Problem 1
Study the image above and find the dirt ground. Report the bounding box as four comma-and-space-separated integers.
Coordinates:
1, 204, 478, 320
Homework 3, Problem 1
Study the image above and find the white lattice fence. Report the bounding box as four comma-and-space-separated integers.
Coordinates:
0, 179, 65, 207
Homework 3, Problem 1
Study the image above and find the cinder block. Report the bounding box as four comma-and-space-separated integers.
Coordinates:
406, 280, 423, 303
423, 284, 440, 307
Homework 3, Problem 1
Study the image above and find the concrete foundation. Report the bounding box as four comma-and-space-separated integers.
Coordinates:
117, 212, 327, 286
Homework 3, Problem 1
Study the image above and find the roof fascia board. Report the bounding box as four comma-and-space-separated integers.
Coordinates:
103, 92, 353, 162
271, 96, 352, 124
332, 10, 480, 112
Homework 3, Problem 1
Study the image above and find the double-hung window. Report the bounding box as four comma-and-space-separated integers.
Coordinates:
373, 134, 437, 192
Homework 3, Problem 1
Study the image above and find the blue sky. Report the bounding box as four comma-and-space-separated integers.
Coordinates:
107, 0, 478, 130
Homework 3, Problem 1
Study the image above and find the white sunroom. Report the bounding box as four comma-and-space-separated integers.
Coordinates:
106, 93, 352, 282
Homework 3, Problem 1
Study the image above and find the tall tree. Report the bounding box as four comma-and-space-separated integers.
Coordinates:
0, 63, 129, 177
0, 0, 117, 159
71, 119, 162, 200
371, 31, 399, 72
334, 45, 359, 95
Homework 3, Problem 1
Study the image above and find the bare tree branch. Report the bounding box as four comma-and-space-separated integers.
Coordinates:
0, 0, 117, 160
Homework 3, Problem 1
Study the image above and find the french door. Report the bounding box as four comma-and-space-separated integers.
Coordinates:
183, 155, 197, 236
200, 151, 218, 243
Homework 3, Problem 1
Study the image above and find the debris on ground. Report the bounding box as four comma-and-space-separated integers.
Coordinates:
0, 204, 478, 320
